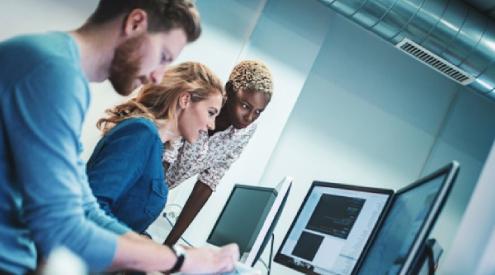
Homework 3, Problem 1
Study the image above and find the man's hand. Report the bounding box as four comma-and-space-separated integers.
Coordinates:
112, 233, 239, 273
180, 244, 240, 274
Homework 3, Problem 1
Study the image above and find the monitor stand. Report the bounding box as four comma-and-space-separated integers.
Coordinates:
410, 239, 444, 275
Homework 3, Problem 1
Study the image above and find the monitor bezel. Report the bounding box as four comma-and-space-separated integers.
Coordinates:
245, 176, 293, 266
397, 161, 459, 274
355, 161, 459, 275
206, 184, 276, 254
274, 181, 394, 274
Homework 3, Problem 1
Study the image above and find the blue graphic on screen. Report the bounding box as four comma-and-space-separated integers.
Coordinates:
358, 175, 446, 275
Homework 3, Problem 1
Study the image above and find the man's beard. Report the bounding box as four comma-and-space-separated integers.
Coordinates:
108, 35, 145, 96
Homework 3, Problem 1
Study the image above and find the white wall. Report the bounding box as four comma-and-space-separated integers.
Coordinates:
441, 140, 495, 275
421, 88, 495, 271
0, 0, 93, 34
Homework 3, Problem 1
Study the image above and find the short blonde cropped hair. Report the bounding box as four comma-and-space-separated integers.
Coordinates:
228, 60, 273, 96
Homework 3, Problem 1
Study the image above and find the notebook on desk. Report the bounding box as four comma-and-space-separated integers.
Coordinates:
274, 162, 459, 275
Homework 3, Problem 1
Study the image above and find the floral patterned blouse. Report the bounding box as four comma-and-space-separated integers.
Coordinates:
164, 123, 257, 191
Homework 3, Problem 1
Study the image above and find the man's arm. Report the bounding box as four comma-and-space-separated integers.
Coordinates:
164, 180, 212, 246
82, 183, 131, 236
113, 232, 238, 273
3, 62, 127, 270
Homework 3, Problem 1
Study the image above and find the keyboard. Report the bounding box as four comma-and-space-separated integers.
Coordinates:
221, 261, 262, 275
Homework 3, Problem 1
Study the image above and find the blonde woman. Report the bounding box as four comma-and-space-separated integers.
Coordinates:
87, 62, 226, 234
163, 60, 274, 245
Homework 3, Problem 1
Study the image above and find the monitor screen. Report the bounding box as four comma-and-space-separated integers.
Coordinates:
357, 162, 459, 275
244, 176, 292, 266
207, 184, 277, 256
275, 182, 393, 274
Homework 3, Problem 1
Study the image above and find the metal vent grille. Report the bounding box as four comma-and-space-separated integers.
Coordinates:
396, 38, 474, 85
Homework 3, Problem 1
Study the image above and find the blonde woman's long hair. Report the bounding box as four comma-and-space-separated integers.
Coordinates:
97, 61, 225, 134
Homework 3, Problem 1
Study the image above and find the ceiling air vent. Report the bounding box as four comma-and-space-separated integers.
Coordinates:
396, 38, 474, 85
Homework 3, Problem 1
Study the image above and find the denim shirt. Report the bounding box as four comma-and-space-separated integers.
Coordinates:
87, 117, 168, 233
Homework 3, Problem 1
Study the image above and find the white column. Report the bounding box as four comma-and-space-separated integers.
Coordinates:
441, 139, 495, 274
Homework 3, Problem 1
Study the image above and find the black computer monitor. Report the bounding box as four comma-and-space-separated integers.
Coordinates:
274, 181, 393, 274
356, 162, 459, 275
207, 177, 292, 266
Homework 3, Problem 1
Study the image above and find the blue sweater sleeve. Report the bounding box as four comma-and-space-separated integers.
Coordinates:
81, 176, 131, 235
87, 119, 159, 219
2, 61, 118, 271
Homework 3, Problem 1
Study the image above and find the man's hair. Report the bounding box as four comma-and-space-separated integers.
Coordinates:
227, 60, 273, 97
88, 0, 201, 42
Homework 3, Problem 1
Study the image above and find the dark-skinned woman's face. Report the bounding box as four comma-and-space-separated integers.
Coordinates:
225, 88, 271, 129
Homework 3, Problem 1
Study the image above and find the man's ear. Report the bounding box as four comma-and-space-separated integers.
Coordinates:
178, 93, 191, 109
123, 9, 148, 37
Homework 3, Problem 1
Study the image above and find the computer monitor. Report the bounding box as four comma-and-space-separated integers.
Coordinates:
274, 181, 393, 274
207, 177, 292, 266
356, 161, 459, 275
